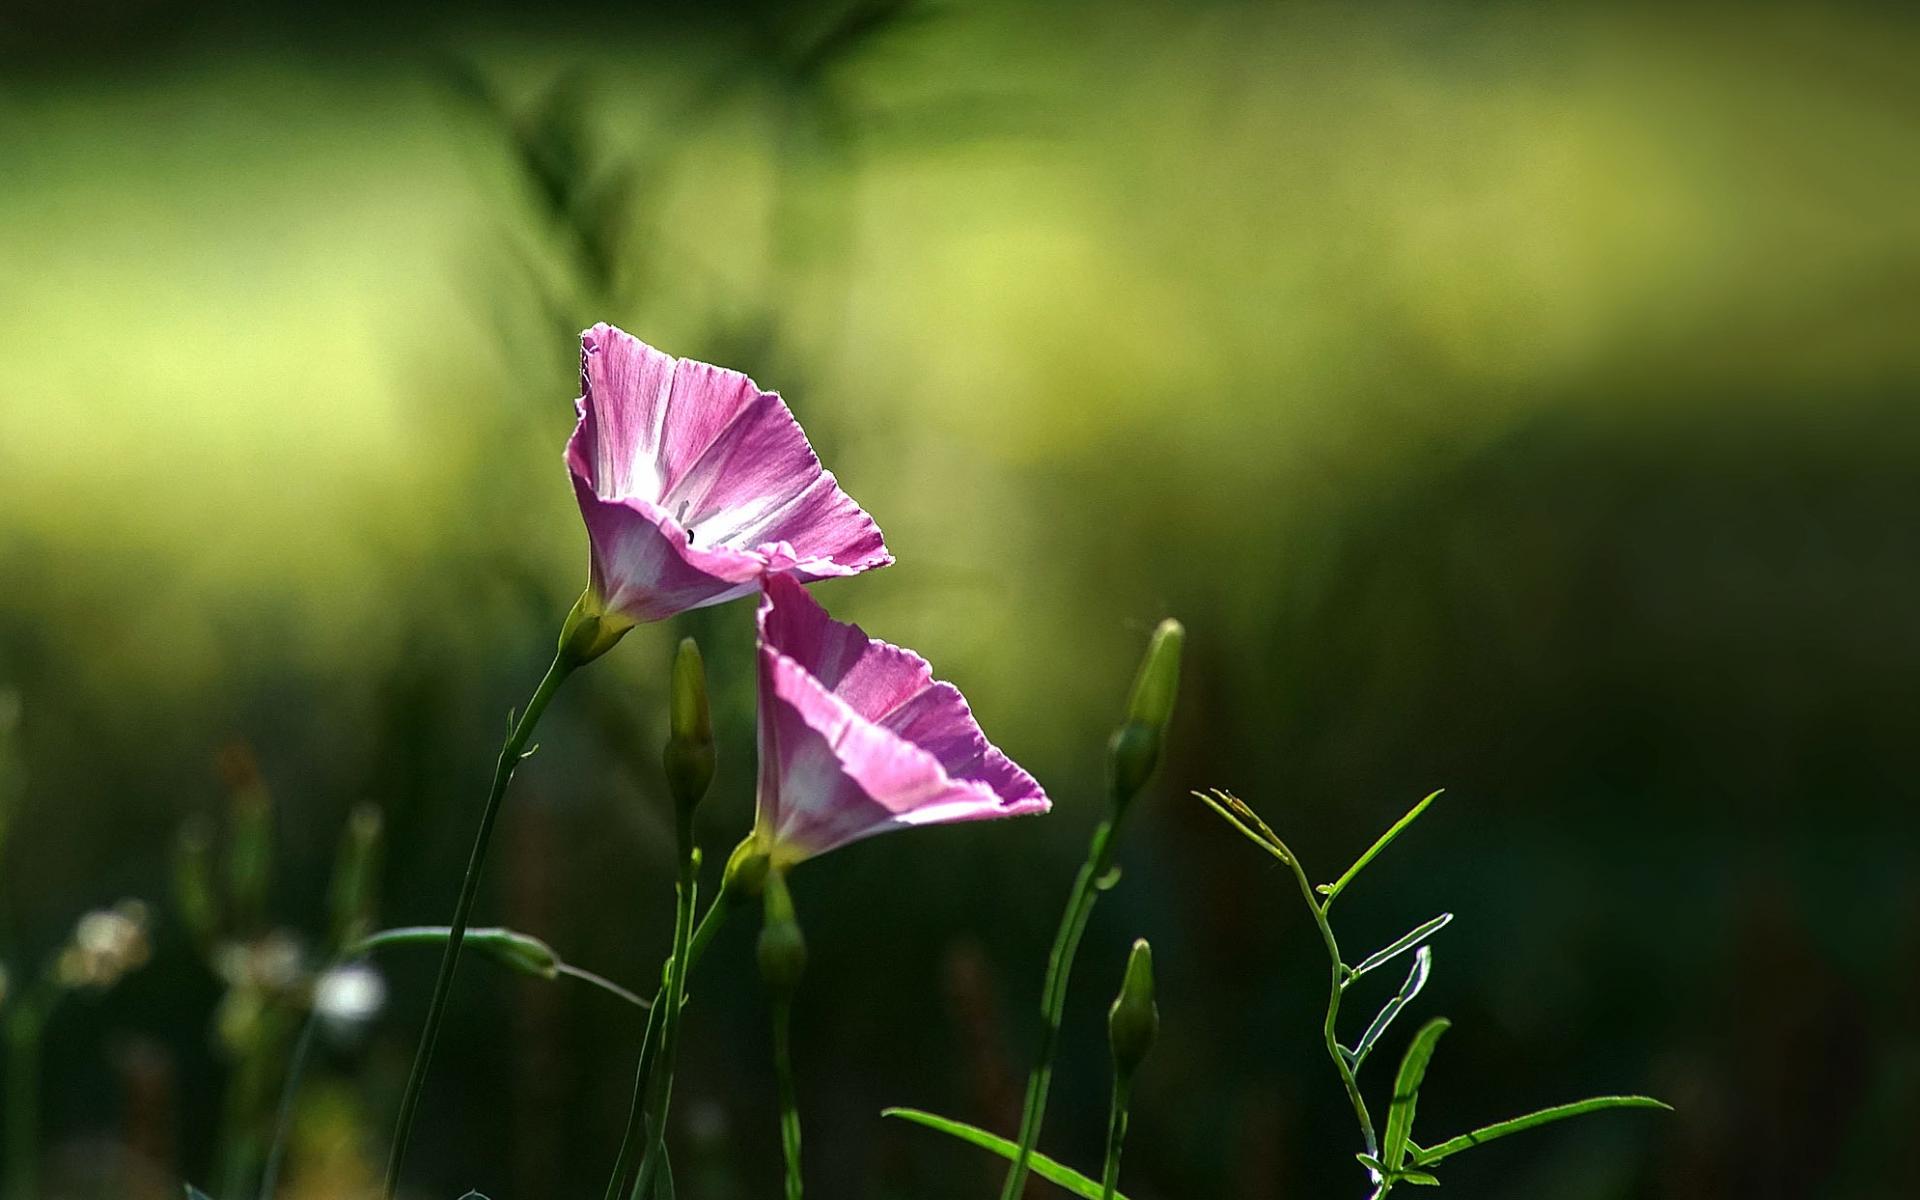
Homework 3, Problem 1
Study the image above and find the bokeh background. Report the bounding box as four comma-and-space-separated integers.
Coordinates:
3, 1, 1918, 1197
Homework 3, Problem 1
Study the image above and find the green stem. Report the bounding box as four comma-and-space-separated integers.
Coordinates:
999, 817, 1118, 1200
256, 1007, 319, 1200
1268, 832, 1378, 1165
605, 899, 728, 1200
262, 937, 646, 1200
1099, 1074, 1132, 1200
628, 847, 700, 1199
4, 981, 54, 1200
382, 649, 577, 1200
772, 994, 802, 1200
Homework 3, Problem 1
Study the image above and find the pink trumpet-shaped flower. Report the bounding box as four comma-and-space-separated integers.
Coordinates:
567, 324, 893, 624
752, 575, 1050, 866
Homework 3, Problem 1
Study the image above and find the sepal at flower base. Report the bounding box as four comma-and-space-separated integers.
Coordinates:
558, 588, 635, 668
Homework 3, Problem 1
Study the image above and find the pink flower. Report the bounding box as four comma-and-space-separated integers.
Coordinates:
567, 325, 893, 624
751, 575, 1050, 865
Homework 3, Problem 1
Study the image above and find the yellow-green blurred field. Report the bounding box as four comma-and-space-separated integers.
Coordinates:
3, 2, 1917, 1197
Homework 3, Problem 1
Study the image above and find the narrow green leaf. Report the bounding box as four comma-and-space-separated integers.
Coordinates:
1356, 1153, 1386, 1174
1398, 1169, 1441, 1185
1192, 789, 1290, 866
1351, 945, 1434, 1072
1350, 913, 1453, 980
882, 1108, 1128, 1200
1409, 1095, 1672, 1167
1383, 1017, 1451, 1171
1323, 790, 1443, 904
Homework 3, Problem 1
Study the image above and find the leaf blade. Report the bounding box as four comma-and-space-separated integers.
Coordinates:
1351, 945, 1435, 1072
1192, 789, 1291, 866
1383, 1017, 1451, 1171
1323, 790, 1443, 903
882, 1108, 1127, 1200
1350, 913, 1453, 980
1410, 1095, 1672, 1167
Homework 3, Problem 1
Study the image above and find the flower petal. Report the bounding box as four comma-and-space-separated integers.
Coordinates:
754, 576, 1048, 862
567, 325, 892, 623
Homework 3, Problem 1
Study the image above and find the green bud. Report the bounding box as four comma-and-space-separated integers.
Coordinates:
558, 588, 635, 668
468, 928, 561, 980
1109, 619, 1184, 805
1107, 938, 1159, 1078
722, 837, 771, 901
173, 815, 221, 947
664, 638, 716, 822
218, 744, 273, 931
1124, 619, 1185, 731
327, 805, 384, 952
756, 871, 806, 998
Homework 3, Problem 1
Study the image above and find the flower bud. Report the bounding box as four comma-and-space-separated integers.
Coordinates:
722, 837, 771, 901
558, 588, 635, 668
328, 804, 384, 952
468, 928, 561, 981
1108, 619, 1185, 805
756, 871, 806, 999
173, 816, 221, 947
664, 638, 716, 823
1107, 938, 1159, 1078
218, 744, 273, 930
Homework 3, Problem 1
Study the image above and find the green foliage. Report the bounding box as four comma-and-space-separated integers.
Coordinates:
1409, 1096, 1674, 1168
1383, 1017, 1450, 1173
1349, 914, 1452, 980
1199, 787, 1670, 1195
882, 1109, 1128, 1200
1319, 790, 1442, 904
1345, 944, 1433, 1073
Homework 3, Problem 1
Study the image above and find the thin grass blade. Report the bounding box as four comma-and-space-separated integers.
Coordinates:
1410, 1095, 1672, 1167
882, 1108, 1128, 1200
1383, 1017, 1450, 1171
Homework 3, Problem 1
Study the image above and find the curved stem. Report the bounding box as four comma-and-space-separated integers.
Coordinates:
1000, 817, 1117, 1200
382, 649, 576, 1200
1268, 832, 1378, 1164
256, 1006, 319, 1200
556, 964, 651, 1011
604, 897, 728, 1200
772, 994, 802, 1200
1099, 1074, 1132, 1200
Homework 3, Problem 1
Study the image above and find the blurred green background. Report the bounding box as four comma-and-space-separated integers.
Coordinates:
3, 1, 1918, 1197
